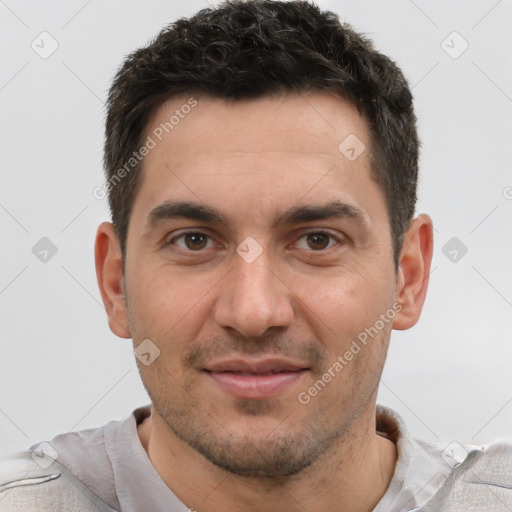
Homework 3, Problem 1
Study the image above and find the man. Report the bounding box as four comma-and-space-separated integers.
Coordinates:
1, 1, 511, 511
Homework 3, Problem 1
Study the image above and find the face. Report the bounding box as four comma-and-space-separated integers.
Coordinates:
118, 92, 402, 477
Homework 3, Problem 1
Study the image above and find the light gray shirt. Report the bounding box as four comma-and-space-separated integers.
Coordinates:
1, 404, 512, 511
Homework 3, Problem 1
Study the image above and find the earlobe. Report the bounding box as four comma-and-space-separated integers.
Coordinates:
392, 214, 434, 331
94, 222, 131, 338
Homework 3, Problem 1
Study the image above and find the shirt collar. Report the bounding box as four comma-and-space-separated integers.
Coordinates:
109, 403, 484, 512
373, 404, 484, 511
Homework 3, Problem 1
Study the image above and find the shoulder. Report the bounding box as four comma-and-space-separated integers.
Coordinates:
420, 437, 512, 511
462, 437, 512, 486
0, 408, 147, 512
0, 434, 118, 512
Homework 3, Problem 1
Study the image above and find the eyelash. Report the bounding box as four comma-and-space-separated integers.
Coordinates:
166, 230, 346, 253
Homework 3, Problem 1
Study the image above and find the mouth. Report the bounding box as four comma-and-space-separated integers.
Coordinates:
202, 358, 310, 399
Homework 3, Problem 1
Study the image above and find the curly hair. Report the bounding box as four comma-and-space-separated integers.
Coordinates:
104, 0, 419, 269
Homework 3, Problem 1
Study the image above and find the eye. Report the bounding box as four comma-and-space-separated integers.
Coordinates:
294, 231, 343, 251
166, 230, 345, 254
168, 231, 215, 251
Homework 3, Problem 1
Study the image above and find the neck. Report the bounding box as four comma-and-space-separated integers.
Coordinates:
138, 404, 397, 512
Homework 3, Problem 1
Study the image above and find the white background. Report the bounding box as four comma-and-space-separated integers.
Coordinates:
1, 0, 511, 458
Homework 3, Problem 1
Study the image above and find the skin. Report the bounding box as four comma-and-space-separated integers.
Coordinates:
95, 91, 433, 512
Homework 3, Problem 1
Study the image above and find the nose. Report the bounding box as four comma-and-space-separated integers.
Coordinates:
214, 249, 295, 338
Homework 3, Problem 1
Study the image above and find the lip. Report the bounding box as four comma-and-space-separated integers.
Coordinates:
203, 358, 309, 399
205, 358, 307, 374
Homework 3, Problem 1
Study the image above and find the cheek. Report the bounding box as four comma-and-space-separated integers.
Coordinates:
128, 263, 218, 339
298, 269, 390, 341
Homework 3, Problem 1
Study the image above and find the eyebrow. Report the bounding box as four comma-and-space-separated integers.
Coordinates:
274, 200, 368, 228
146, 199, 369, 231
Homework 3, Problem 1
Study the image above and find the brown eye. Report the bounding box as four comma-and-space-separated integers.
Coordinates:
306, 232, 330, 250
294, 231, 342, 252
169, 232, 213, 251
183, 233, 208, 250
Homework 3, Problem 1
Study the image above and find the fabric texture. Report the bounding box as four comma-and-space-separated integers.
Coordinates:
1, 404, 511, 511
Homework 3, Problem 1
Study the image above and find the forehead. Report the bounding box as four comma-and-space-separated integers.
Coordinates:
145, 91, 368, 158
131, 91, 386, 230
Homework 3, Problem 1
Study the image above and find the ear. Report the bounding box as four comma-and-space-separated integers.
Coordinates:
94, 222, 131, 338
392, 214, 434, 330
